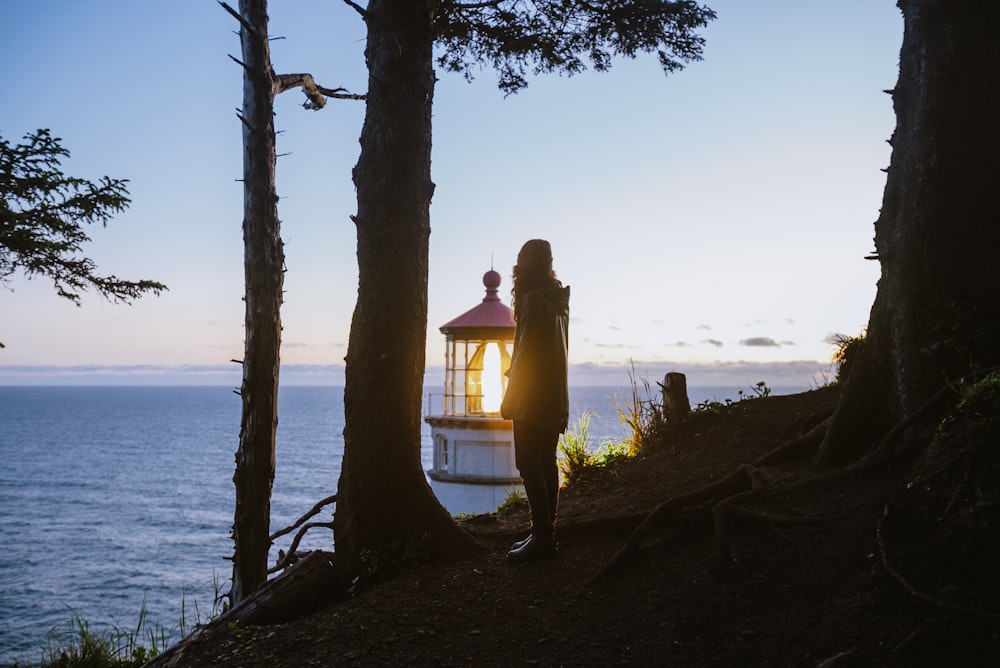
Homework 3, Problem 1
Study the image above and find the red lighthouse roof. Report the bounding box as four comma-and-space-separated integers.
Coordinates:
440, 270, 515, 338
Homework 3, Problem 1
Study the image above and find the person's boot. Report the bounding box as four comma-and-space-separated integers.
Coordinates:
505, 528, 557, 563
509, 532, 532, 551
510, 509, 558, 550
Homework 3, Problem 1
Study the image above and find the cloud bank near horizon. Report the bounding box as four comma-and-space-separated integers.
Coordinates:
1, 359, 835, 389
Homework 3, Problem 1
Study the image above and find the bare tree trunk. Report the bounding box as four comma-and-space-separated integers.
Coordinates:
334, 0, 475, 576
815, 0, 1000, 465
231, 0, 283, 604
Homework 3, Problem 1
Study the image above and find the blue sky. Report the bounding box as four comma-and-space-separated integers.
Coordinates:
0, 0, 902, 387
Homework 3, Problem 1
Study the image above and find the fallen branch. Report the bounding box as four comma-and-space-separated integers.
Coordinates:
147, 550, 347, 667
270, 494, 337, 542
269, 521, 335, 574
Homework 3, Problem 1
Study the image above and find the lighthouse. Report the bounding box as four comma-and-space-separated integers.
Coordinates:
425, 268, 522, 515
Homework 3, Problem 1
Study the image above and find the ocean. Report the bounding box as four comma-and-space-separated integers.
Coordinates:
0, 383, 779, 662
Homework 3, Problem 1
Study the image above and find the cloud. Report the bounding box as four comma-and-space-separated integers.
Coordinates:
696, 324, 712, 331
740, 336, 782, 348
702, 338, 724, 347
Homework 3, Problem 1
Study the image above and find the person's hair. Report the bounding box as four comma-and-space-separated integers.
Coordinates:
511, 239, 561, 319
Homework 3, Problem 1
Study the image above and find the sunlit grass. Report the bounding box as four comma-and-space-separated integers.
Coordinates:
558, 412, 636, 483
496, 488, 528, 515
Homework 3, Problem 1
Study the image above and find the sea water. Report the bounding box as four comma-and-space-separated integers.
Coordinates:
0, 383, 761, 662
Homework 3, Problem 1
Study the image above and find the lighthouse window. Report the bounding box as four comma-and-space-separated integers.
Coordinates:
438, 435, 449, 470
465, 341, 505, 415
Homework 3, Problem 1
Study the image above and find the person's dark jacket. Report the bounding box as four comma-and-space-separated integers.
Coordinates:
501, 284, 570, 433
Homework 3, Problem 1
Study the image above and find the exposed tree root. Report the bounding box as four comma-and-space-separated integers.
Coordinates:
837, 366, 1000, 477
584, 413, 835, 588
584, 464, 755, 588
876, 504, 999, 622
753, 417, 830, 466
586, 369, 1000, 603
584, 384, 956, 588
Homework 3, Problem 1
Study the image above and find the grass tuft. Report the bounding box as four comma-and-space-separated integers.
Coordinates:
12, 575, 227, 668
497, 488, 528, 515
558, 412, 636, 483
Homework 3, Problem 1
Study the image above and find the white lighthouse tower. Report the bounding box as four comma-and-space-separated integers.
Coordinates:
426, 269, 522, 515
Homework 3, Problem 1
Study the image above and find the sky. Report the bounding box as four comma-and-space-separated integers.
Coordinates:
0, 0, 903, 388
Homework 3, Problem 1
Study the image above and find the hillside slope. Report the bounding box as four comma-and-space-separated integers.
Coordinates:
176, 385, 998, 666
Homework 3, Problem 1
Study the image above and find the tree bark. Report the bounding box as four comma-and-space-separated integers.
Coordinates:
231, 0, 283, 603
335, 0, 476, 575
815, 0, 1000, 465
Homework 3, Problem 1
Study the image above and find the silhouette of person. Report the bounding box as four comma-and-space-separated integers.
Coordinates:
501, 239, 570, 562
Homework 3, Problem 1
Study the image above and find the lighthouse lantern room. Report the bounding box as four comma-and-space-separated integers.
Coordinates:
426, 269, 522, 514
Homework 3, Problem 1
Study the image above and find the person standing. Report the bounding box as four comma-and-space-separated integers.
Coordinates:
501, 239, 570, 562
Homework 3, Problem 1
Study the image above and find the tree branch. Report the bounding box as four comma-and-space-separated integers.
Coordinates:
316, 85, 367, 101
341, 0, 367, 19
269, 494, 337, 542
235, 110, 254, 132
274, 74, 367, 108
274, 73, 328, 109
227, 53, 250, 71
448, 0, 505, 10
218, 1, 253, 33
268, 521, 336, 574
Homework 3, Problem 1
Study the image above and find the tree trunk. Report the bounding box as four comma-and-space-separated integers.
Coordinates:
231, 0, 283, 603
335, 0, 475, 575
815, 0, 1000, 465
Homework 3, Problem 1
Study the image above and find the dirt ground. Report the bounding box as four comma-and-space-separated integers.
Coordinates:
175, 385, 999, 667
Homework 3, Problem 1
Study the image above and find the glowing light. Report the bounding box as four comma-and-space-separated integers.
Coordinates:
481, 342, 503, 413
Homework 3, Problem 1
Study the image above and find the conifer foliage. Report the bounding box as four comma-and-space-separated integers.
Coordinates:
435, 0, 717, 94
0, 129, 165, 313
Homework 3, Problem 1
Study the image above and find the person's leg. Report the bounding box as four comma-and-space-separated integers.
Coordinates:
541, 432, 560, 528
508, 421, 559, 561
513, 420, 552, 536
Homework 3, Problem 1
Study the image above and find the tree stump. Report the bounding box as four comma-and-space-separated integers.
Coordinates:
662, 372, 691, 424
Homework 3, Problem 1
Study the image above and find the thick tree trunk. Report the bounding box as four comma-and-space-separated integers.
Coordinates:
231, 0, 283, 603
335, 0, 475, 575
815, 0, 1000, 465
